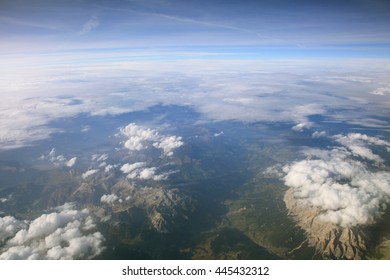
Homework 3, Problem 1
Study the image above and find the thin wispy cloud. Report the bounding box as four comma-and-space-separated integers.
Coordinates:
100, 5, 301, 47
79, 15, 99, 35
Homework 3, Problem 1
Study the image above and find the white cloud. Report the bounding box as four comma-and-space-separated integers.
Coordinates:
120, 162, 170, 181
138, 167, 158, 180
104, 164, 116, 173
100, 194, 119, 204
334, 133, 390, 163
120, 123, 183, 156
0, 204, 104, 259
66, 157, 77, 167
39, 148, 77, 168
120, 123, 159, 151
292, 122, 313, 132
223, 97, 254, 105
312, 131, 327, 138
153, 135, 183, 156
81, 169, 99, 179
371, 85, 390, 96
81, 125, 91, 133
0, 216, 26, 243
79, 16, 99, 35
262, 163, 284, 178
283, 146, 390, 228
118, 125, 183, 180
1, 64, 389, 151
337, 133, 390, 146
281, 131, 390, 258
91, 153, 109, 162
120, 162, 146, 174
0, 95, 90, 150
45, 232, 103, 260
89, 153, 118, 174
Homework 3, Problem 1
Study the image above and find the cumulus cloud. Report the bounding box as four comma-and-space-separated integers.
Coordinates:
120, 123, 159, 151
81, 169, 99, 179
289, 104, 324, 131
117, 124, 182, 180
0, 204, 104, 259
334, 133, 390, 163
138, 167, 163, 180
66, 157, 77, 167
39, 148, 77, 167
338, 133, 390, 146
283, 142, 390, 228
292, 122, 313, 132
0, 216, 26, 243
87, 153, 119, 174
103, 164, 116, 173
120, 162, 146, 174
120, 162, 170, 181
100, 194, 119, 204
40, 148, 64, 164
119, 123, 183, 156
153, 135, 184, 156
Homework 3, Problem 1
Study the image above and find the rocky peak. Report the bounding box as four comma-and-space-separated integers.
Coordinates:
284, 188, 369, 259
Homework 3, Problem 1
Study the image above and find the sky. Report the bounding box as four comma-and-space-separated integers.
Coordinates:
1, 0, 390, 67
1, 0, 390, 150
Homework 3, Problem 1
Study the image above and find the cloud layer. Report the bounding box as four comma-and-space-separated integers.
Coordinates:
1, 65, 389, 151
0, 203, 104, 259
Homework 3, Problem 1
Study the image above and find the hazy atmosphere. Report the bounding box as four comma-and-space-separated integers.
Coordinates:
1, 0, 390, 260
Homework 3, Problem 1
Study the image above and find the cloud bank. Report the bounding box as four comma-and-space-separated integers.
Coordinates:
0, 65, 389, 151
0, 203, 104, 259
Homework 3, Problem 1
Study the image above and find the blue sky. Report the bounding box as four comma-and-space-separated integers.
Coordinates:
1, 0, 390, 65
